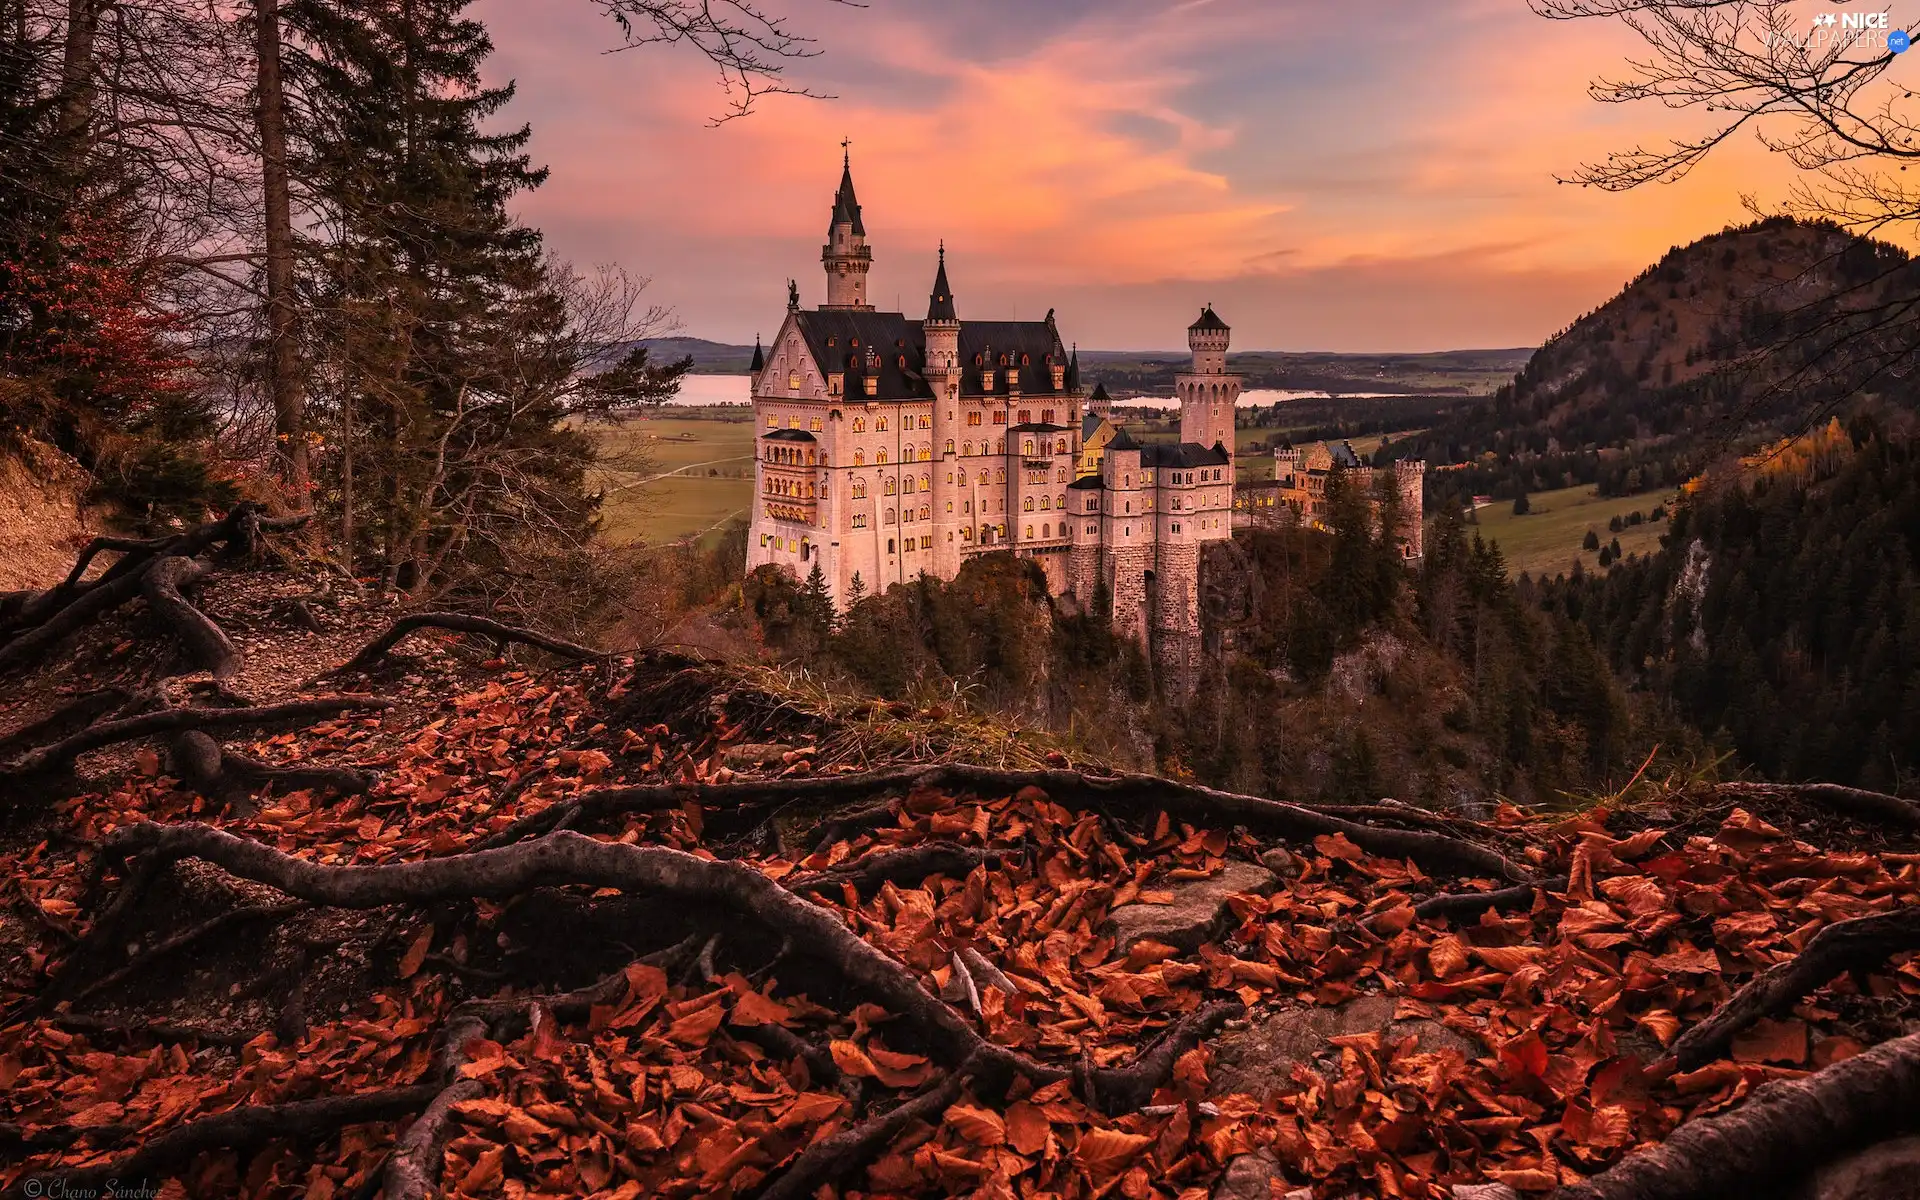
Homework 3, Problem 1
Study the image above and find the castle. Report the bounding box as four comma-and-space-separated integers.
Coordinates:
746, 153, 1420, 673
1237, 440, 1427, 559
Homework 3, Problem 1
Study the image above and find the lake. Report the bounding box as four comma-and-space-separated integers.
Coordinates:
670, 376, 1405, 409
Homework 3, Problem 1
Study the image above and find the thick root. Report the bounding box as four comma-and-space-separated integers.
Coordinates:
2, 695, 391, 779
1670, 906, 1920, 1071
1551, 1030, 1920, 1200
339, 612, 597, 672
142, 556, 238, 681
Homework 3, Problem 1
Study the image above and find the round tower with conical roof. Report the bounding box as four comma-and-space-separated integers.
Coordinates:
926, 245, 964, 576
821, 149, 873, 311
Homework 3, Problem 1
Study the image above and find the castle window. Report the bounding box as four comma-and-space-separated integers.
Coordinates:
993, 412, 1007, 425
1058, 494, 1066, 508
982, 370, 995, 390
919, 474, 929, 489
878, 450, 889, 464
876, 417, 888, 432
864, 376, 879, 397
921, 536, 931, 550
853, 481, 867, 499
1023, 498, 1034, 512
898, 355, 907, 369
788, 373, 801, 391
1042, 409, 1054, 424
853, 417, 865, 433
967, 411, 981, 427
1040, 496, 1051, 510
767, 415, 778, 429
946, 439, 955, 455
996, 469, 1006, 483
902, 477, 914, 494
888, 539, 895, 553
1087, 524, 1095, 534
919, 415, 931, 429
1023, 440, 1034, 456
1173, 523, 1181, 533
854, 450, 865, 466
885, 478, 896, 495
1018, 410, 1032, 424
1043, 523, 1051, 537
886, 509, 896, 524
958, 468, 968, 484
1026, 525, 1034, 538
1056, 439, 1068, 454
854, 515, 868, 529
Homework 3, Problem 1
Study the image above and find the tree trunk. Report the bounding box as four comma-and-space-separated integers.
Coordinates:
254, 0, 309, 503
56, 0, 101, 142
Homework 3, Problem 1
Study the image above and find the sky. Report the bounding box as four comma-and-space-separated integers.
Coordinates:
473, 0, 1820, 352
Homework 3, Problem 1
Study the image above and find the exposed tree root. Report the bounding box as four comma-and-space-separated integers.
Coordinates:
169, 730, 376, 813
0, 566, 149, 674
49, 1011, 262, 1048
1, 695, 391, 779
20, 1083, 441, 1195
64, 900, 308, 1006
0, 688, 135, 760
1410, 877, 1570, 924
474, 764, 1529, 882
757, 1072, 968, 1200
787, 844, 1004, 896
339, 612, 598, 672
1713, 781, 1920, 831
1670, 906, 1920, 1071
1551, 1029, 1920, 1200
384, 1012, 487, 1200
95, 822, 1241, 1109
142, 555, 238, 681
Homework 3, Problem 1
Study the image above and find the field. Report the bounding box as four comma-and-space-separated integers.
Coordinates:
1470, 483, 1674, 579
588, 414, 757, 546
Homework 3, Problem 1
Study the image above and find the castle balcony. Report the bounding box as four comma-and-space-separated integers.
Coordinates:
1023, 458, 1054, 472
763, 499, 818, 526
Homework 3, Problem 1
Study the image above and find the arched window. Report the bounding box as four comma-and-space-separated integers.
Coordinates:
876, 417, 888, 432
1042, 523, 1050, 537
886, 508, 897, 524
853, 417, 865, 433
902, 477, 915, 494
854, 450, 865, 466
852, 481, 867, 499
919, 415, 931, 429
995, 439, 1005, 454
878, 450, 889, 464
1058, 494, 1067, 508
957, 469, 968, 485
919, 474, 929, 490
853, 514, 867, 529
995, 469, 1006, 483
1023, 497, 1035, 512
1022, 439, 1034, 456
888, 538, 896, 553
885, 478, 897, 495
920, 506, 930, 520
1057, 439, 1068, 454
963, 441, 974, 456
1025, 525, 1034, 538
1040, 496, 1051, 510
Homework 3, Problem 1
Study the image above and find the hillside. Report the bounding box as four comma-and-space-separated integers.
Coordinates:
6, 517, 1920, 1199
1411, 218, 1920, 510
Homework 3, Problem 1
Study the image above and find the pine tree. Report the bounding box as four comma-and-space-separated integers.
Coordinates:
1583, 529, 1600, 551
291, 0, 586, 593
800, 560, 834, 638
844, 571, 866, 608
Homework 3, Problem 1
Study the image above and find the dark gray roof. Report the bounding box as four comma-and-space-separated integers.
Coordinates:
1089, 382, 1111, 403
1010, 422, 1070, 434
750, 336, 764, 373
962, 322, 1070, 398
1329, 441, 1362, 468
1143, 442, 1231, 469
1068, 475, 1104, 491
764, 428, 818, 443
1106, 426, 1141, 452
829, 162, 865, 237
788, 310, 1070, 402
927, 247, 955, 322
1081, 411, 1105, 440
1190, 306, 1229, 333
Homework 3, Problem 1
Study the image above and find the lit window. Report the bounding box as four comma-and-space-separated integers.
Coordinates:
854, 451, 865, 466
853, 417, 865, 433
877, 417, 888, 432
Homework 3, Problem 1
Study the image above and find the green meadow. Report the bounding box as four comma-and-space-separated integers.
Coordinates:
1470, 483, 1674, 579
589, 413, 757, 546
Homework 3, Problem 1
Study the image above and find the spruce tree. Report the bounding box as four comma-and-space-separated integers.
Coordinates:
291, 0, 585, 592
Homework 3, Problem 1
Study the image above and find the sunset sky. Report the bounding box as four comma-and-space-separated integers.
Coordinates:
475, 0, 1820, 352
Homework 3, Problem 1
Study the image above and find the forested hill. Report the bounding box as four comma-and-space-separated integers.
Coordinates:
1408, 218, 1920, 508
1537, 416, 1920, 792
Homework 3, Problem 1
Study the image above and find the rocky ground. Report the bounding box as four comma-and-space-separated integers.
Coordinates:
3, 510, 1920, 1200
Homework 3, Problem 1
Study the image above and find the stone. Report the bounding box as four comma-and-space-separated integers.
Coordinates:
1210, 1151, 1284, 1200
1103, 861, 1276, 951
1259, 847, 1300, 877
1804, 1135, 1920, 1200
1210, 995, 1487, 1100
721, 743, 794, 769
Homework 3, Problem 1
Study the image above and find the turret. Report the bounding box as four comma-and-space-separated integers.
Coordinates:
821, 150, 874, 311
926, 245, 964, 576
1178, 305, 1240, 455
749, 334, 764, 379
1395, 458, 1427, 559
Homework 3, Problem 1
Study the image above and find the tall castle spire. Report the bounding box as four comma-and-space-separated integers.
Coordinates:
927, 241, 956, 322
821, 145, 873, 311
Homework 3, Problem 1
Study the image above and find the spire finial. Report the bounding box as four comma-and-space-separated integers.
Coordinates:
841, 136, 851, 167
939, 239, 945, 261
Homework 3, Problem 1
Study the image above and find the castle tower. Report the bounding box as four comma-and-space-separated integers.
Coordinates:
926, 246, 965, 577
1178, 306, 1239, 454
1395, 458, 1427, 559
821, 150, 873, 311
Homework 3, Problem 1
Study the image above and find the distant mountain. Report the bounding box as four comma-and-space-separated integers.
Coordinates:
642, 337, 1533, 392
1406, 217, 1920, 506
